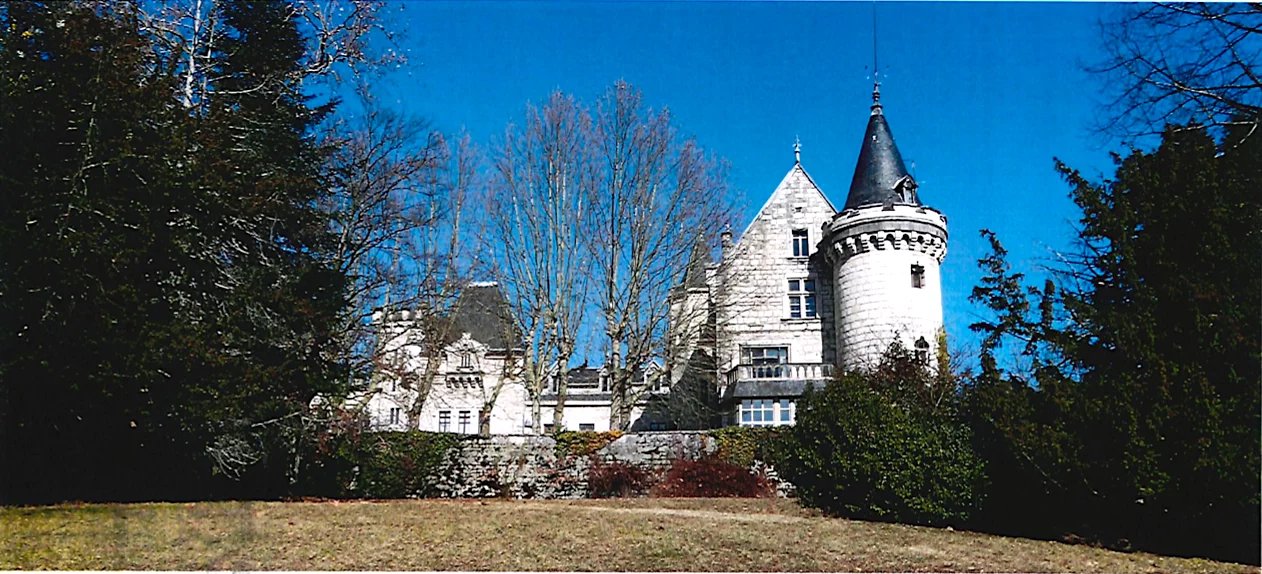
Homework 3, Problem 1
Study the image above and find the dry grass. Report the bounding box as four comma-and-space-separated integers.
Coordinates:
0, 498, 1252, 572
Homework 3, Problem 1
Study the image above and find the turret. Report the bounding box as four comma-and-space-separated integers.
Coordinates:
825, 85, 948, 370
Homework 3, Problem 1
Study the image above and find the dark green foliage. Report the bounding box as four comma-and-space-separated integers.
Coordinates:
0, 1, 348, 503
587, 460, 653, 498
653, 455, 772, 498
781, 373, 985, 526
964, 123, 1260, 563
707, 426, 785, 468
299, 431, 460, 499
1, 2, 210, 503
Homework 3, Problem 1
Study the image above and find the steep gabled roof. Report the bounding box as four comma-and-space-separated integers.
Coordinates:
738, 159, 837, 240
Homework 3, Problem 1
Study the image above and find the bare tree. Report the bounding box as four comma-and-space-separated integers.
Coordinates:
139, 0, 401, 111
584, 82, 738, 431
322, 88, 475, 427
481, 91, 593, 434
1094, 3, 1261, 143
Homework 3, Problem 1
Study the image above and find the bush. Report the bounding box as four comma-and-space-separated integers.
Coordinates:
653, 455, 772, 498
554, 430, 622, 458
707, 426, 785, 468
587, 460, 653, 498
299, 430, 461, 499
780, 373, 985, 526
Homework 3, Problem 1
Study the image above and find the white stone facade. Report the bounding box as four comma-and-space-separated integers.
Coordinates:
693, 99, 949, 427
825, 204, 948, 370
714, 164, 838, 374
362, 290, 667, 433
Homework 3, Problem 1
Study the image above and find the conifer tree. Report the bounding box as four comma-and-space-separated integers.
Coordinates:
964, 123, 1260, 562
0, 2, 206, 502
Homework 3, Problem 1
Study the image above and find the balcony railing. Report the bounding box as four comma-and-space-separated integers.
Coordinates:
725, 362, 833, 385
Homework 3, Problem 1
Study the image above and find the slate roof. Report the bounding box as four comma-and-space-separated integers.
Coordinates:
725, 379, 827, 401
443, 283, 517, 349
681, 235, 711, 290
842, 89, 921, 210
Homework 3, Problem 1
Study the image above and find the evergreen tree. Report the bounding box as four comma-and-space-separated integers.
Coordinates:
964, 123, 1260, 562
0, 2, 206, 502
186, 0, 347, 494
0, 0, 349, 502
1056, 122, 1260, 560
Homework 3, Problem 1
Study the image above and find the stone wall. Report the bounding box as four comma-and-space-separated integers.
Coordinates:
425, 431, 790, 499
715, 163, 838, 373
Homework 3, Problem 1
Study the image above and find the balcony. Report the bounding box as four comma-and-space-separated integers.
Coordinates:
725, 362, 834, 386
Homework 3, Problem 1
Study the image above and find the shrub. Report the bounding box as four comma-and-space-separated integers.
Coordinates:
780, 373, 985, 526
554, 430, 622, 458
653, 455, 772, 498
299, 430, 461, 499
587, 460, 653, 498
707, 426, 785, 468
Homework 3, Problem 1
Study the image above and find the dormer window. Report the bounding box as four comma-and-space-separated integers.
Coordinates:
460, 351, 472, 368
914, 337, 930, 364
791, 229, 809, 257
911, 264, 925, 288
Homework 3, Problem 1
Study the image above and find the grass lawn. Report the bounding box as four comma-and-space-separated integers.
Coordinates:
0, 497, 1251, 572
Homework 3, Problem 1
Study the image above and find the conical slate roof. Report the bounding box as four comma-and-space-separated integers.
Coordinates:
842, 88, 919, 210
682, 235, 710, 290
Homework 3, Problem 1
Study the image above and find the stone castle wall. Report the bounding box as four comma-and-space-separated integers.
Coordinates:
715, 165, 838, 372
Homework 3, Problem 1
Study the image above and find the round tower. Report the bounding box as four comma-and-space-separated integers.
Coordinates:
824, 86, 948, 371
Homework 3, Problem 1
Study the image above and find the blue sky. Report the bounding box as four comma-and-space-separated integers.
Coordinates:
369, 1, 1128, 363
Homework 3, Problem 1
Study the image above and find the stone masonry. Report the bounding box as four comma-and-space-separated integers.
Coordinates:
424, 431, 791, 499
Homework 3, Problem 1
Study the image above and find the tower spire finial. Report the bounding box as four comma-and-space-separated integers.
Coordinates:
871, 0, 882, 115
794, 136, 801, 164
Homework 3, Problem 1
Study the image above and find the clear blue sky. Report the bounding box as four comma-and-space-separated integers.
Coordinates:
370, 1, 1127, 364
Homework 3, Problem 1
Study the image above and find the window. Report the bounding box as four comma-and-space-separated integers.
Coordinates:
788, 278, 817, 318
579, 423, 595, 431
791, 229, 809, 257
438, 410, 451, 432
460, 352, 472, 368
740, 399, 794, 426
914, 337, 930, 365
390, 380, 398, 392
911, 264, 925, 288
743, 346, 789, 378
458, 410, 471, 433
742, 346, 788, 365
389, 408, 400, 425
543, 423, 555, 434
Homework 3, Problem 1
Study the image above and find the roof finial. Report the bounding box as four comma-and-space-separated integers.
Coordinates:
871, 1, 883, 116
793, 136, 801, 164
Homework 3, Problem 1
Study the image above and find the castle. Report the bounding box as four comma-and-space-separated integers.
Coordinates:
673, 84, 948, 427
365, 85, 947, 432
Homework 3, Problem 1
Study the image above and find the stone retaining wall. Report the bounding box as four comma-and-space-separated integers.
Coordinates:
425, 431, 790, 499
